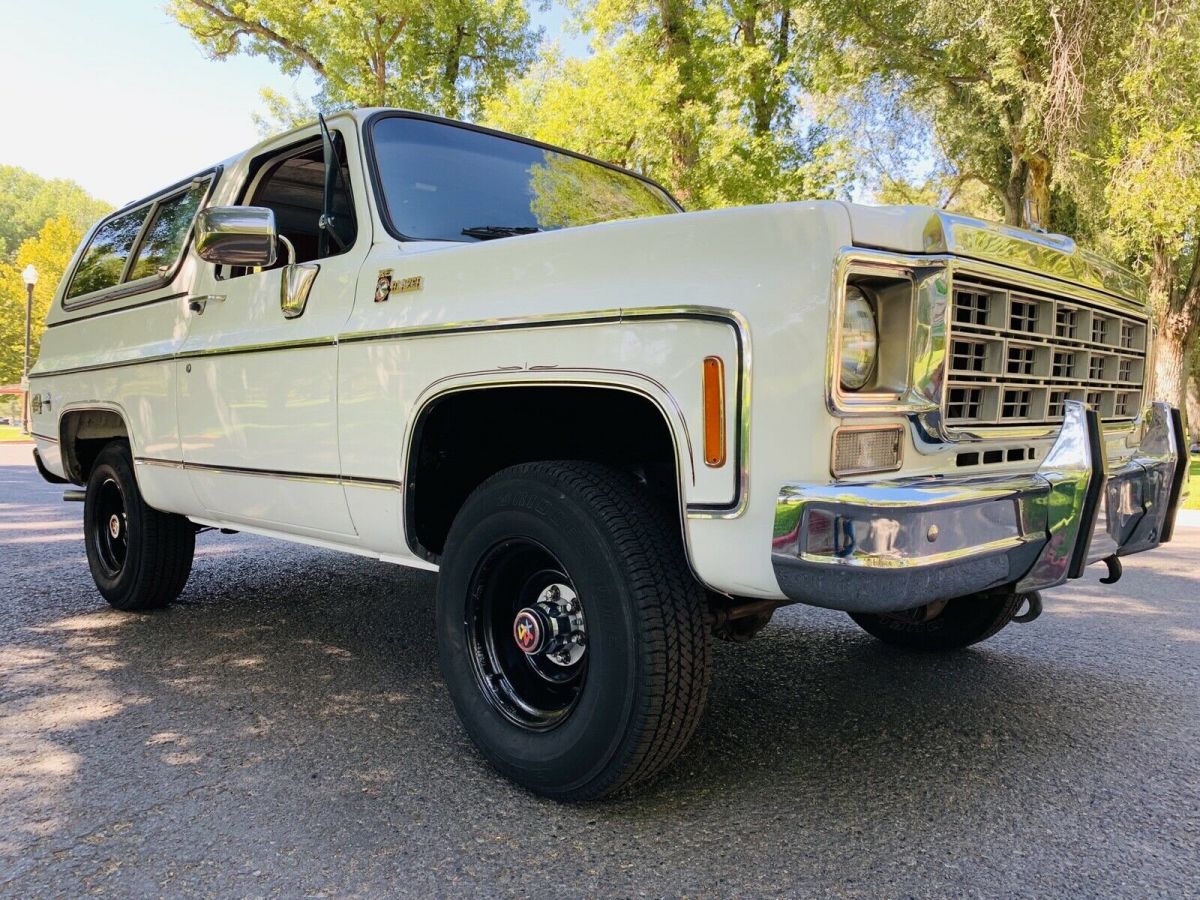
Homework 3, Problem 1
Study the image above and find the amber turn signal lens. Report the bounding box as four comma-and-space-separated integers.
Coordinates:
702, 356, 726, 467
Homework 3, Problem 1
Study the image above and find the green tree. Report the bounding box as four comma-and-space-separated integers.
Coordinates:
483, 0, 851, 208
809, 0, 1137, 229
0, 166, 109, 262
0, 217, 84, 384
169, 0, 540, 125
1096, 2, 1200, 406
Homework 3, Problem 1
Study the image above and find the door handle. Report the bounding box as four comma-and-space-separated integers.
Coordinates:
186, 294, 225, 315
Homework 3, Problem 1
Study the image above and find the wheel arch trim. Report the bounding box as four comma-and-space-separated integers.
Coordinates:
401, 374, 702, 575
56, 402, 136, 484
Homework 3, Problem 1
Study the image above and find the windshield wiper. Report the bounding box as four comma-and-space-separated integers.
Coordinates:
461, 225, 542, 240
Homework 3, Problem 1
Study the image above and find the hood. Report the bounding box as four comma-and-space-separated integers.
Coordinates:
837, 202, 1146, 304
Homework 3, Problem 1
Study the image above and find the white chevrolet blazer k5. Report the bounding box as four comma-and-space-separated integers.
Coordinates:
29, 109, 1188, 799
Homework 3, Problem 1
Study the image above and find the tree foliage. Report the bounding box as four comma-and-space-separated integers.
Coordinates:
0, 167, 107, 385
0, 217, 86, 385
0, 166, 109, 263
168, 0, 541, 125
809, 0, 1138, 230
483, 0, 852, 207
1094, 1, 1200, 406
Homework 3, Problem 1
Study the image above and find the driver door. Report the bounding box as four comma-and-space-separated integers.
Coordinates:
177, 123, 369, 538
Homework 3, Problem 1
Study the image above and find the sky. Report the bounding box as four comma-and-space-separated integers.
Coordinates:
0, 0, 586, 207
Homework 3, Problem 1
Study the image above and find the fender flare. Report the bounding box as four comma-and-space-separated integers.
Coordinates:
402, 372, 699, 567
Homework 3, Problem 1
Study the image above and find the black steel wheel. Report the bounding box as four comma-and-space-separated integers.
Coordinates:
91, 475, 129, 579
437, 461, 711, 801
467, 539, 589, 730
83, 440, 195, 611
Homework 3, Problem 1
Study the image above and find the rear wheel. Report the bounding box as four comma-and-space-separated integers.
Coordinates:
84, 441, 194, 611
848, 591, 1027, 652
437, 461, 711, 801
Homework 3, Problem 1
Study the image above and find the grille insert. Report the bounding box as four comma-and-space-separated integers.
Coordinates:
945, 277, 1147, 428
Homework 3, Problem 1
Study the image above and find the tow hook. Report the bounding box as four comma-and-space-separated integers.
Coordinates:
1012, 591, 1043, 624
1099, 555, 1123, 585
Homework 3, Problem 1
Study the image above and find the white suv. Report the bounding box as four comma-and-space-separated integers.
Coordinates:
29, 109, 1187, 799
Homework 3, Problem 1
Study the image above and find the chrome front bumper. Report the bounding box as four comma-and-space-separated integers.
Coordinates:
772, 402, 1187, 614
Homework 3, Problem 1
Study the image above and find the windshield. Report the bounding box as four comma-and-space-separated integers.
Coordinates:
369, 116, 678, 242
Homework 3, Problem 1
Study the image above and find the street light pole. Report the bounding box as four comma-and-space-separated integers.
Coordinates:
21, 264, 38, 434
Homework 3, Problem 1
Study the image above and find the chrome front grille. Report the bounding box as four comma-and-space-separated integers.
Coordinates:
945, 277, 1147, 428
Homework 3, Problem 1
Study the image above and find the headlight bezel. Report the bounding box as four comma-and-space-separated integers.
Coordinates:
827, 254, 925, 414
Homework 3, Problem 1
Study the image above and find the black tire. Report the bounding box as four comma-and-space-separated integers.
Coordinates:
848, 591, 1026, 652
83, 440, 195, 611
437, 461, 711, 801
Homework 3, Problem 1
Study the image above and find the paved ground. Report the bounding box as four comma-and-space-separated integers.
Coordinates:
1, 443, 1198, 898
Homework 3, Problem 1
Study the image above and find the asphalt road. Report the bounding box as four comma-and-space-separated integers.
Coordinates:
1, 443, 1198, 898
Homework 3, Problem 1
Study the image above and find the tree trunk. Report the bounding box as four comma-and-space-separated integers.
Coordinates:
1154, 326, 1191, 409
658, 0, 699, 204
1148, 242, 1199, 412
1002, 155, 1027, 227
1025, 153, 1052, 230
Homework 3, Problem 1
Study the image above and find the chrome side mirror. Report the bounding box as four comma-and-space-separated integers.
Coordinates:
195, 206, 278, 267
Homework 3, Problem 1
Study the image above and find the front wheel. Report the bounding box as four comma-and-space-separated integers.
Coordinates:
848, 591, 1027, 652
437, 461, 711, 801
83, 440, 195, 611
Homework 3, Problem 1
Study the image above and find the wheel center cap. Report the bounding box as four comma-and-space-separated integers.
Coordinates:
513, 608, 545, 655
108, 515, 121, 540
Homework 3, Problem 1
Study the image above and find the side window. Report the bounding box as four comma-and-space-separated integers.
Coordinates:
238, 134, 357, 271
65, 206, 150, 300
128, 180, 209, 281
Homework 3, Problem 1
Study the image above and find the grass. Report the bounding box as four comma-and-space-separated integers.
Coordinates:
1184, 455, 1200, 510
0, 424, 31, 443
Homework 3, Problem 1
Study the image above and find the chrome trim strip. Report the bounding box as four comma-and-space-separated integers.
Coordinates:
45, 292, 190, 328
31, 352, 177, 379
30, 432, 58, 443
41, 305, 750, 516
177, 336, 337, 360
921, 211, 1147, 303
411, 367, 698, 486
135, 457, 402, 490
401, 377, 702, 569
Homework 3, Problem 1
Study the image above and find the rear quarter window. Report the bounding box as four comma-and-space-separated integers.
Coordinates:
63, 171, 217, 307
65, 207, 150, 299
